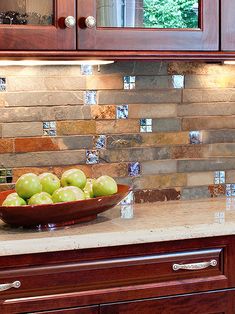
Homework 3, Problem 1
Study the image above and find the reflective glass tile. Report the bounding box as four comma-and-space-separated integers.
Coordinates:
0, 177, 6, 183
86, 150, 99, 164
128, 162, 141, 177
0, 169, 6, 176
43, 121, 56, 137
94, 135, 106, 149
84, 90, 97, 105
0, 77, 6, 92
6, 176, 12, 183
140, 118, 152, 133
80, 64, 93, 75
189, 131, 202, 144
172, 75, 184, 89
124, 76, 136, 89
121, 204, 134, 219
117, 105, 128, 119
214, 171, 225, 184
120, 191, 134, 205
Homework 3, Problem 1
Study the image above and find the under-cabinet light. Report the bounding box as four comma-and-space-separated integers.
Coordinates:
0, 60, 114, 66
223, 61, 235, 65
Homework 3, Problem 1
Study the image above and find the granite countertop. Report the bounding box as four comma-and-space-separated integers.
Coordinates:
0, 197, 235, 256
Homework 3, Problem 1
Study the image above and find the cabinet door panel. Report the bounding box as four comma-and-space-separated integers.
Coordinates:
221, 0, 235, 51
77, 0, 219, 51
100, 290, 235, 314
0, 0, 76, 50
32, 305, 99, 314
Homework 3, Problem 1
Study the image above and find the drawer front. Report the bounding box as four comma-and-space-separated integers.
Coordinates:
0, 247, 225, 299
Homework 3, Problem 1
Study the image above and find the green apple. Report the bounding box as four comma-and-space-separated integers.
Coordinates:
15, 173, 42, 199
39, 172, 61, 195
63, 186, 85, 201
93, 175, 118, 197
2, 194, 26, 206
83, 179, 95, 199
28, 192, 53, 205
52, 187, 77, 203
61, 169, 87, 189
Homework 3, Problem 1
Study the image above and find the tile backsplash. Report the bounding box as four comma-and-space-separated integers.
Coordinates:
1, 61, 235, 203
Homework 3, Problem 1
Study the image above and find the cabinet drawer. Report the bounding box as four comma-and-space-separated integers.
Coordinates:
0, 247, 225, 299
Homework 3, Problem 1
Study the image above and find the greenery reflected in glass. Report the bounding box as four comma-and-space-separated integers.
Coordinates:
143, 0, 199, 28
97, 0, 199, 29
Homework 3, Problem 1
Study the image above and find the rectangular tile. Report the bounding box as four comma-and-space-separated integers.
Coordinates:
96, 120, 139, 134
0, 91, 84, 107
1, 151, 86, 167
226, 170, 235, 183
92, 163, 128, 178
178, 158, 235, 173
185, 75, 235, 89
141, 160, 177, 175
99, 90, 181, 104
57, 121, 96, 136
134, 188, 181, 203
178, 103, 235, 117
203, 130, 235, 144
183, 89, 235, 103
208, 143, 235, 157
0, 139, 14, 153
187, 172, 214, 187
86, 75, 123, 90
168, 62, 235, 75
133, 173, 187, 189
182, 117, 235, 130
2, 122, 43, 138
181, 186, 210, 200
135, 76, 182, 89
172, 145, 208, 159
91, 105, 116, 120
129, 104, 177, 118
152, 118, 181, 132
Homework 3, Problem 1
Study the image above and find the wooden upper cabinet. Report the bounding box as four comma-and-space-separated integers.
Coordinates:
77, 0, 219, 51
0, 0, 76, 50
221, 0, 235, 51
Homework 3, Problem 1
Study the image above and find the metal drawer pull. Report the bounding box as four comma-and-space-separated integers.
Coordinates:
173, 259, 217, 271
0, 281, 21, 292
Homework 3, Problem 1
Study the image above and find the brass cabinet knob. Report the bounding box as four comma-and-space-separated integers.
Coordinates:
85, 16, 96, 29
65, 16, 76, 28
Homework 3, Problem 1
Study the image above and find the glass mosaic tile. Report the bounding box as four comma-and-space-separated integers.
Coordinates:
43, 121, 57, 136
84, 90, 97, 105
172, 75, 184, 89
0, 168, 12, 184
124, 76, 136, 89
0, 77, 6, 92
120, 191, 134, 205
226, 184, 235, 197
140, 119, 152, 133
121, 204, 134, 219
128, 162, 141, 177
189, 131, 202, 144
86, 150, 99, 164
214, 212, 225, 224
226, 197, 235, 211
80, 64, 93, 75
117, 105, 129, 119
214, 171, 226, 184
94, 135, 106, 149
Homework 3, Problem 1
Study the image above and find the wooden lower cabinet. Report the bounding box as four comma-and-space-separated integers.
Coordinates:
100, 290, 235, 314
1, 235, 235, 313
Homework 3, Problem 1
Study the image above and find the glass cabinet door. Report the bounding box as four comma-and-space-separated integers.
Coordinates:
0, 0, 76, 50
77, 0, 219, 51
221, 0, 235, 51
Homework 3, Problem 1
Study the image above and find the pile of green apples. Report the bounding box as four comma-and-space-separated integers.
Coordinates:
2, 169, 118, 206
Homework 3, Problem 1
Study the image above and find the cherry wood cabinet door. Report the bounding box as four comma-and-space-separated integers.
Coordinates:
100, 289, 235, 314
221, 0, 235, 51
0, 0, 76, 50
77, 0, 219, 51
31, 305, 99, 314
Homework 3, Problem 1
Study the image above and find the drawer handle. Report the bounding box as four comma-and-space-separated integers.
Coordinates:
173, 259, 217, 271
0, 281, 21, 292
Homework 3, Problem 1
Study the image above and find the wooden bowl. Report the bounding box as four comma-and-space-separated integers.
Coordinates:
0, 184, 130, 229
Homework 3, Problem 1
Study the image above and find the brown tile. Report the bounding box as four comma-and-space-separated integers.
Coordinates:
91, 105, 116, 120
185, 75, 235, 89
0, 183, 15, 192
92, 163, 128, 178
182, 117, 235, 130
129, 104, 177, 118
168, 62, 231, 75
187, 172, 214, 187
142, 132, 189, 146
2, 122, 43, 138
86, 75, 123, 90
0, 139, 14, 153
183, 89, 235, 103
133, 174, 187, 189
15, 138, 59, 153
134, 188, 181, 203
178, 103, 235, 117
99, 89, 181, 105
181, 186, 211, 200
57, 121, 96, 136
208, 185, 226, 197
226, 170, 235, 183
96, 120, 139, 134
152, 118, 181, 132
172, 145, 208, 159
